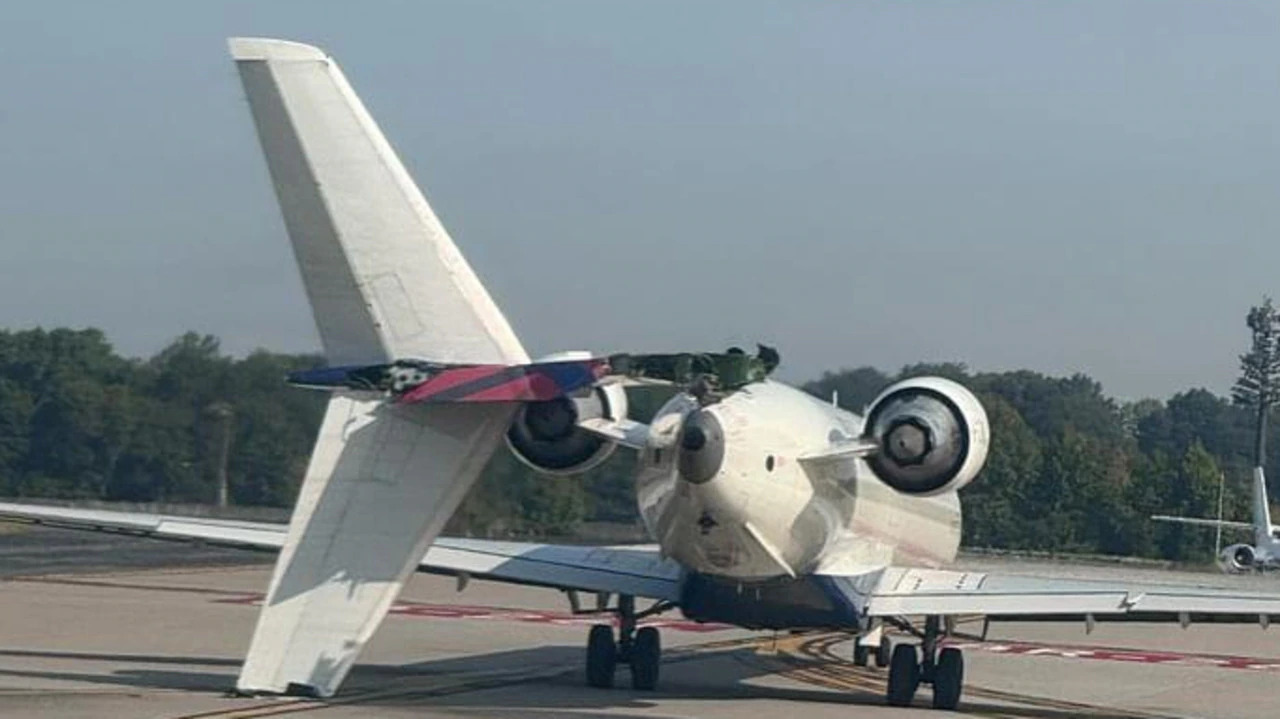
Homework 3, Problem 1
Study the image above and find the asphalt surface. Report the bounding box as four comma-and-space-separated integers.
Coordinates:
2, 525, 1279, 719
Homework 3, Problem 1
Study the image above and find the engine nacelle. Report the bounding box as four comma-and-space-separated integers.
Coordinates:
862, 376, 990, 496
1220, 543, 1257, 573
505, 383, 627, 476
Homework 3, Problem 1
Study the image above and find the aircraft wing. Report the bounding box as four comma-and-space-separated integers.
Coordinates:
1150, 515, 1254, 531
836, 565, 1280, 622
0, 502, 682, 602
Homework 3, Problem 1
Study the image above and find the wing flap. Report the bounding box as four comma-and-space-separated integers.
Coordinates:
427, 539, 680, 601
858, 566, 1280, 620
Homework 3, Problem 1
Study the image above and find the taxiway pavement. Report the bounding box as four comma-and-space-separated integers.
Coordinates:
1, 526, 1277, 719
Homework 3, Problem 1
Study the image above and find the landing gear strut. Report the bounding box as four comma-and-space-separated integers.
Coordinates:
853, 627, 894, 668
582, 594, 666, 691
876, 633, 893, 668
885, 615, 964, 710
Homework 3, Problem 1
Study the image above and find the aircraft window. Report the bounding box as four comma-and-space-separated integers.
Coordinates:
765, 455, 775, 472
653, 449, 662, 465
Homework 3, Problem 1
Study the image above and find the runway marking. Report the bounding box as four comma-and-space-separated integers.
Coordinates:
949, 639, 1280, 673
770, 633, 1183, 719
168, 634, 774, 719
212, 594, 732, 632
13, 572, 1275, 716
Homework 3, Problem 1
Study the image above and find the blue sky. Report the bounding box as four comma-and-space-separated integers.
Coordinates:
1, 1, 1277, 399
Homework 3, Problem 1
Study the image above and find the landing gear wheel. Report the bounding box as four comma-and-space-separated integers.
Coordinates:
853, 642, 870, 667
931, 647, 964, 710
631, 626, 661, 690
875, 635, 893, 668
886, 643, 920, 707
586, 624, 617, 688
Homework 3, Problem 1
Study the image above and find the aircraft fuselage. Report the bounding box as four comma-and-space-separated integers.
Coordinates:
636, 380, 962, 582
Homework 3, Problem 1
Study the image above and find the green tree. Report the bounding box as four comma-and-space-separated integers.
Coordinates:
1234, 298, 1280, 467
961, 393, 1040, 548
802, 367, 891, 413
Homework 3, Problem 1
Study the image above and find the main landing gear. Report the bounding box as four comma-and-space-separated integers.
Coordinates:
582, 594, 667, 691
885, 616, 964, 710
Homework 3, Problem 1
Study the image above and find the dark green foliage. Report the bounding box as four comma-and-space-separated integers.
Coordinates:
804, 364, 1252, 560
1233, 298, 1280, 467
0, 325, 1264, 557
802, 366, 891, 413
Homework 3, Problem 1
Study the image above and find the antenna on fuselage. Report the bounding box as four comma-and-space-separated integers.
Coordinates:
831, 390, 839, 407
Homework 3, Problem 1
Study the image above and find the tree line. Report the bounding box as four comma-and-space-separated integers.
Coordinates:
0, 325, 1273, 561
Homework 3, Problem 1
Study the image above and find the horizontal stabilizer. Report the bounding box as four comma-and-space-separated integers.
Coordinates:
288, 358, 610, 403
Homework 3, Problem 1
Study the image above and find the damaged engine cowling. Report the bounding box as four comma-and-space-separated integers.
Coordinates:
1220, 543, 1257, 573
862, 376, 990, 496
506, 383, 627, 476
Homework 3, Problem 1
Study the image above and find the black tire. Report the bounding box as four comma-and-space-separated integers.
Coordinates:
586, 624, 617, 689
886, 643, 920, 707
876, 635, 893, 668
631, 626, 661, 690
931, 647, 964, 710
853, 642, 870, 667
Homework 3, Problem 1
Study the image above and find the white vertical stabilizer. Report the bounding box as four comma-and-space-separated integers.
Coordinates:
1252, 466, 1274, 548
229, 37, 526, 696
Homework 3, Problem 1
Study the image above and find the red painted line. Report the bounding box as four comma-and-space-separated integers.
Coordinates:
211, 594, 731, 633
399, 364, 509, 401
465, 375, 548, 402
946, 640, 1280, 672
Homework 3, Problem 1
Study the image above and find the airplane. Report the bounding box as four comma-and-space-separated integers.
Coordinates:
1153, 466, 1280, 573
5, 36, 1280, 712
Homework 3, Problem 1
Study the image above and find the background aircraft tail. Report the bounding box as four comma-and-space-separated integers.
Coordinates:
1151, 467, 1275, 550
1252, 466, 1274, 547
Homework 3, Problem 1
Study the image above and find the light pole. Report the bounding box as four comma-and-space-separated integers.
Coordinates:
206, 402, 234, 508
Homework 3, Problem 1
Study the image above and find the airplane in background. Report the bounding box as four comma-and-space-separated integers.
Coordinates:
1153, 466, 1280, 573
6, 37, 1280, 711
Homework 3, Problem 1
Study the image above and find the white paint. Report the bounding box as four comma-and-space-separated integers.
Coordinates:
228, 37, 527, 697
637, 380, 964, 580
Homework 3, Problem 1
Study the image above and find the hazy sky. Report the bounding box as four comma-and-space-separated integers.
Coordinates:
2, 1, 1278, 399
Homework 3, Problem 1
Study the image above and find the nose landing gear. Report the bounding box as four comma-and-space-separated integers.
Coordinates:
581, 594, 669, 691
884, 615, 965, 710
